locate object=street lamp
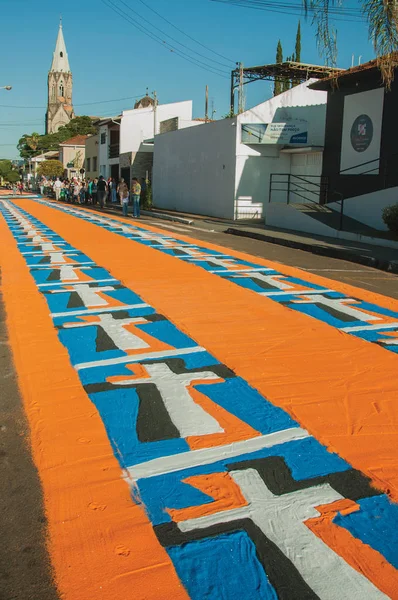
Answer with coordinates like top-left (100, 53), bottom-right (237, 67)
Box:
top-left (0, 86), bottom-right (12, 91)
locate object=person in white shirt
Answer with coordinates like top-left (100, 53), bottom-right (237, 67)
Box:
top-left (54, 178), bottom-right (63, 201)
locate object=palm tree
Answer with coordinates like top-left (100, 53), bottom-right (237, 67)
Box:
top-left (303, 0), bottom-right (398, 86)
top-left (26, 132), bottom-right (41, 154)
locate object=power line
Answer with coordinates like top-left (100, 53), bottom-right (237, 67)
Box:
top-left (0, 93), bottom-right (147, 110)
top-left (116, 0), bottom-right (232, 70)
top-left (100, 0), bottom-right (230, 79)
top-left (135, 0), bottom-right (235, 65)
top-left (211, 0), bottom-right (366, 22)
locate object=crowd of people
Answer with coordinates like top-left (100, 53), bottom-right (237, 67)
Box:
top-left (43, 175), bottom-right (145, 218)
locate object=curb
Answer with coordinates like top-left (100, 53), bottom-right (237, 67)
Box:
top-left (141, 210), bottom-right (194, 225)
top-left (225, 227), bottom-right (398, 274)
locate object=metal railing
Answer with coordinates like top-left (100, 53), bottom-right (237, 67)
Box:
top-left (269, 173), bottom-right (329, 206)
top-left (269, 173), bottom-right (346, 229)
top-left (108, 144), bottom-right (120, 159)
top-left (339, 150), bottom-right (398, 184)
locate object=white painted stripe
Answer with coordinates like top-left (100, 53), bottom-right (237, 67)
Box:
top-left (51, 303), bottom-right (149, 319)
top-left (76, 345), bottom-right (206, 371)
top-left (18, 241), bottom-right (67, 247)
top-left (259, 289), bottom-right (334, 297)
top-left (31, 262), bottom-right (95, 270)
top-left (341, 322), bottom-right (398, 333)
top-left (210, 268), bottom-right (275, 274)
top-left (21, 250), bottom-right (76, 256)
top-left (127, 427), bottom-right (309, 480)
top-left (38, 278), bottom-right (118, 288)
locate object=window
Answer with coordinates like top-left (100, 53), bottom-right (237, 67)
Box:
top-left (86, 158), bottom-right (91, 172)
top-left (59, 82), bottom-right (64, 97)
top-left (100, 132), bottom-right (106, 145)
top-left (93, 157), bottom-right (98, 171)
top-left (60, 52), bottom-right (63, 57)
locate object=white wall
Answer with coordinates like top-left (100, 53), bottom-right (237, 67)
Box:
top-left (120, 101), bottom-right (193, 154)
top-left (153, 119), bottom-right (237, 219)
top-left (266, 202), bottom-right (336, 236)
top-left (237, 80), bottom-right (327, 155)
top-left (235, 150), bottom-right (291, 218)
top-left (328, 186), bottom-right (398, 230)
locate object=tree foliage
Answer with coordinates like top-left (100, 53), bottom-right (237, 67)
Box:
top-left (0, 159), bottom-right (20, 183)
top-left (38, 160), bottom-right (64, 178)
top-left (274, 40), bottom-right (284, 96)
top-left (295, 20), bottom-right (302, 63)
top-left (303, 0), bottom-right (398, 86)
top-left (18, 116), bottom-right (96, 160)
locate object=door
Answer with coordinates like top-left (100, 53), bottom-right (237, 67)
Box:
top-left (111, 164), bottom-right (120, 182)
top-left (121, 167), bottom-right (130, 188)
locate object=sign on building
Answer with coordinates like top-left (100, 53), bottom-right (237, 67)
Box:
top-left (339, 88), bottom-right (384, 175)
top-left (241, 121), bottom-right (308, 145)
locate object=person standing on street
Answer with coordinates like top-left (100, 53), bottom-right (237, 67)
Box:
top-left (131, 177), bottom-right (141, 218)
top-left (54, 177), bottom-right (62, 201)
top-left (110, 178), bottom-right (117, 203)
top-left (97, 175), bottom-right (107, 209)
top-left (92, 178), bottom-right (98, 205)
top-left (118, 178), bottom-right (129, 217)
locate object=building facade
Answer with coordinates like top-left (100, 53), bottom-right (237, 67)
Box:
top-left (46, 21), bottom-right (74, 134)
top-left (95, 100), bottom-right (195, 187)
top-left (85, 134), bottom-right (99, 180)
top-left (311, 59), bottom-right (398, 230)
top-left (153, 82), bottom-right (327, 220)
top-left (59, 135), bottom-right (87, 179)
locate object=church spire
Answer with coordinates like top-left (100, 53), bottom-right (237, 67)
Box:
top-left (50, 19), bottom-right (71, 73)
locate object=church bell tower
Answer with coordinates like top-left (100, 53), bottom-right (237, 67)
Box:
top-left (46, 19), bottom-right (75, 134)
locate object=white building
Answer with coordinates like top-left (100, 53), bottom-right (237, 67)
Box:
top-left (96, 98), bottom-right (197, 185)
top-left (153, 81), bottom-right (327, 220)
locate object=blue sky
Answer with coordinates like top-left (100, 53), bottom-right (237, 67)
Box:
top-left (0, 0), bottom-right (374, 159)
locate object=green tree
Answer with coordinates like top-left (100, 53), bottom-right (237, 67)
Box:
top-left (38, 160), bottom-right (64, 178)
top-left (274, 40), bottom-right (284, 96)
top-left (295, 20), bottom-right (302, 63)
top-left (60, 116), bottom-right (96, 137)
top-left (18, 116), bottom-right (96, 159)
top-left (0, 160), bottom-right (13, 178)
top-left (0, 160), bottom-right (20, 184)
top-left (6, 170), bottom-right (20, 183)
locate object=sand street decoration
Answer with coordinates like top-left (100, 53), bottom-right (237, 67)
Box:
top-left (1, 198), bottom-right (397, 599)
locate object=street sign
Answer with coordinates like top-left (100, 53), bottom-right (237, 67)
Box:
top-left (67, 162), bottom-right (74, 168)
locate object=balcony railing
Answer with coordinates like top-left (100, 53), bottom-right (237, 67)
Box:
top-left (108, 144), bottom-right (120, 159)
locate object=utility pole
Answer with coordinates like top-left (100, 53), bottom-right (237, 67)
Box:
top-left (153, 90), bottom-right (158, 136)
top-left (205, 85), bottom-right (209, 122)
top-left (238, 62), bottom-right (245, 114)
top-left (230, 68), bottom-right (236, 116)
